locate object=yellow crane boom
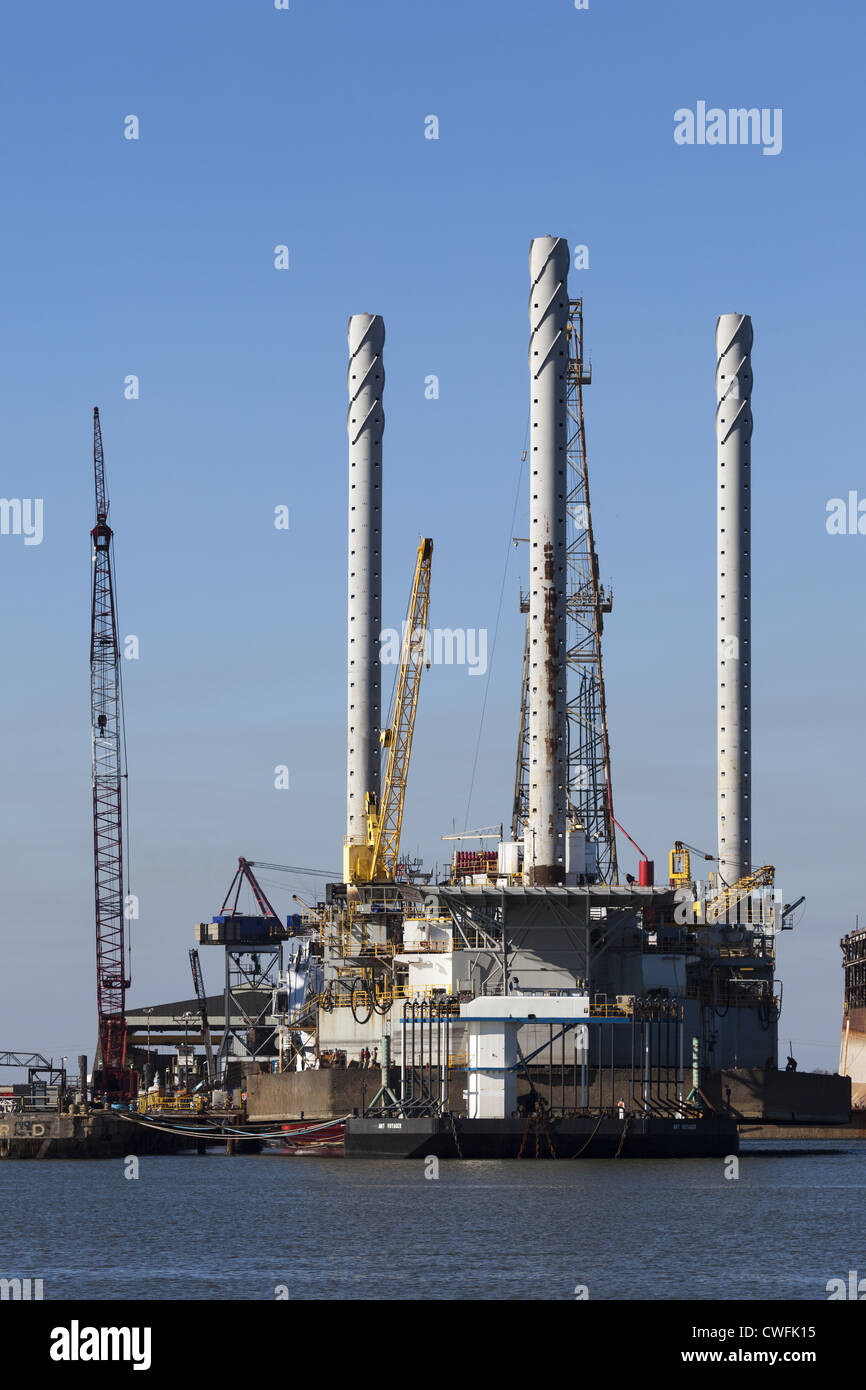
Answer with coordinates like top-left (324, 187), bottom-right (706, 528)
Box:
top-left (351, 538), bottom-right (433, 883)
top-left (706, 865), bottom-right (775, 924)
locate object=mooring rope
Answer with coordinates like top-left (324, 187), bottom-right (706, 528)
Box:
top-left (118, 1112), bottom-right (350, 1142)
top-left (569, 1111), bottom-right (605, 1159)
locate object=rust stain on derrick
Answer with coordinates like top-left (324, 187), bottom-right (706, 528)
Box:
top-left (529, 863), bottom-right (564, 887)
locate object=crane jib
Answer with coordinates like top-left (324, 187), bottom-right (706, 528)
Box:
top-left (89, 408), bottom-right (133, 1099)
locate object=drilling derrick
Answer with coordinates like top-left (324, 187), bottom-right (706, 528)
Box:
top-left (90, 408), bottom-right (132, 1098)
top-left (564, 301), bottom-right (618, 884)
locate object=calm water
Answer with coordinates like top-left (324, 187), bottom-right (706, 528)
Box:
top-left (1, 1140), bottom-right (863, 1300)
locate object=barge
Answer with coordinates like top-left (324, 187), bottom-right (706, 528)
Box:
top-left (344, 1112), bottom-right (739, 1160)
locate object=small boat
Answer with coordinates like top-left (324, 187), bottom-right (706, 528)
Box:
top-left (269, 1117), bottom-right (346, 1156)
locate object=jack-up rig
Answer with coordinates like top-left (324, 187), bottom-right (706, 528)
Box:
top-left (116, 245), bottom-right (849, 1157)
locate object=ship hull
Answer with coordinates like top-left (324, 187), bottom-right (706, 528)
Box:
top-left (840, 1006), bottom-right (866, 1108)
top-left (344, 1113), bottom-right (738, 1159)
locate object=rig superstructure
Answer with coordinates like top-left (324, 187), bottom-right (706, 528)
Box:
top-left (299, 247), bottom-right (783, 1091)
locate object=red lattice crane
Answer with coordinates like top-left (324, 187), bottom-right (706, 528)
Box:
top-left (90, 408), bottom-right (133, 1098)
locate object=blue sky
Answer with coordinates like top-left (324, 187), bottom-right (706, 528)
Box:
top-left (0, 0), bottom-right (862, 1071)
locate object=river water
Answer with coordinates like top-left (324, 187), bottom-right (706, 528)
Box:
top-left (1, 1139), bottom-right (863, 1300)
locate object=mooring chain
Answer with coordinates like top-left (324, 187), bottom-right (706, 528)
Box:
top-left (543, 1110), bottom-right (557, 1158)
top-left (517, 1113), bottom-right (531, 1159)
top-left (614, 1115), bottom-right (629, 1159)
top-left (448, 1109), bottom-right (463, 1159)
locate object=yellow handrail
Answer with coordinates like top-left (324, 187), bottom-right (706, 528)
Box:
top-left (137, 1094), bottom-right (206, 1113)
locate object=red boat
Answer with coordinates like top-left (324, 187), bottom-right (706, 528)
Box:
top-left (271, 1118), bottom-right (346, 1156)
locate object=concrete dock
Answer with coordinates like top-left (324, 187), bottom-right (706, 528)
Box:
top-left (0, 1109), bottom-right (190, 1159)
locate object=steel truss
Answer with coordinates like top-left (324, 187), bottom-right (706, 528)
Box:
top-left (564, 301), bottom-right (618, 883)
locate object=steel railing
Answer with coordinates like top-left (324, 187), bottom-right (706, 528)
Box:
top-left (137, 1094), bottom-right (206, 1114)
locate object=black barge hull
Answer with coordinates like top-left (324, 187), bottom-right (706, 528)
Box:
top-left (344, 1114), bottom-right (738, 1159)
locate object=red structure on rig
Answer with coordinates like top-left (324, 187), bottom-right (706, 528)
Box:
top-left (90, 408), bottom-right (134, 1098)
